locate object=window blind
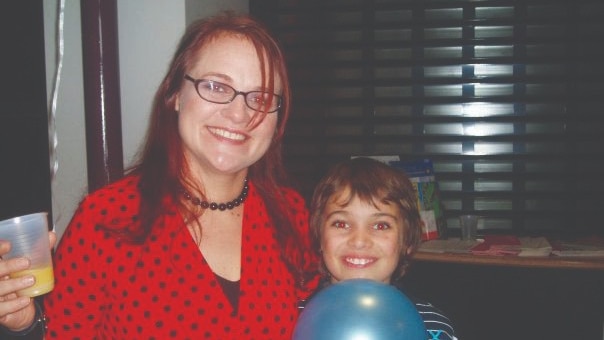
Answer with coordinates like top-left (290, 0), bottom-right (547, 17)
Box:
top-left (251, 0), bottom-right (604, 235)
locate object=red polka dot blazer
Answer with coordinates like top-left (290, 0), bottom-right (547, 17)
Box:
top-left (43, 176), bottom-right (318, 339)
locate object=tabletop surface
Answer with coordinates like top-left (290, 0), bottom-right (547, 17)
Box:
top-left (414, 250), bottom-right (604, 270)
top-left (415, 236), bottom-right (604, 270)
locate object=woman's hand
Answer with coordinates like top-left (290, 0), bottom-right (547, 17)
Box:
top-left (0, 231), bottom-right (56, 332)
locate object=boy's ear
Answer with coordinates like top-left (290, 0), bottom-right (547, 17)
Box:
top-left (404, 246), bottom-right (414, 255)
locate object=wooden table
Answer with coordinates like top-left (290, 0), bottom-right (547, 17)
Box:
top-left (403, 250), bottom-right (604, 340)
top-left (414, 251), bottom-right (604, 270)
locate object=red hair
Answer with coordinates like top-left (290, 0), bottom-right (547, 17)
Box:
top-left (127, 12), bottom-right (313, 287)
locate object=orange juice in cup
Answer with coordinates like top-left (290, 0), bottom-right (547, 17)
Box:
top-left (0, 212), bottom-right (55, 297)
top-left (10, 265), bottom-right (55, 297)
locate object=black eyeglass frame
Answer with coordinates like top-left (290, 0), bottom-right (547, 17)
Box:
top-left (184, 74), bottom-right (282, 113)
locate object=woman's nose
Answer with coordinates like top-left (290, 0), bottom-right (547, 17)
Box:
top-left (220, 95), bottom-right (269, 129)
top-left (221, 95), bottom-right (253, 124)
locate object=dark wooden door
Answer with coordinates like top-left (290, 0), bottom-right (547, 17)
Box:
top-left (0, 0), bottom-right (52, 221)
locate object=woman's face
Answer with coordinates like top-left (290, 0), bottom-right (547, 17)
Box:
top-left (320, 191), bottom-right (405, 284)
top-left (175, 35), bottom-right (280, 177)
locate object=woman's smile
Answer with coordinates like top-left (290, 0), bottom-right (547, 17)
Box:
top-left (207, 126), bottom-right (247, 142)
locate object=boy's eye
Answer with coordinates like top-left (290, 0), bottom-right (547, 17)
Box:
top-left (332, 221), bottom-right (349, 229)
top-left (372, 222), bottom-right (391, 231)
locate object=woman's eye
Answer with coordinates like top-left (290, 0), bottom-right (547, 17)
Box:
top-left (372, 222), bottom-right (391, 231)
top-left (209, 83), bottom-right (226, 92)
top-left (249, 92), bottom-right (269, 104)
top-left (202, 81), bottom-right (227, 93)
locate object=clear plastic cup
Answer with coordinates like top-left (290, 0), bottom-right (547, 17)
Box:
top-left (459, 214), bottom-right (479, 241)
top-left (0, 212), bottom-right (54, 297)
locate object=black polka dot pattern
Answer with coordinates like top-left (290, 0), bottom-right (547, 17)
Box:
top-left (44, 176), bottom-right (318, 339)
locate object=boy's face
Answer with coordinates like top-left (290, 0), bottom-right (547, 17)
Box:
top-left (320, 191), bottom-right (405, 284)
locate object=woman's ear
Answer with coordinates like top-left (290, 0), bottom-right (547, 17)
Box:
top-left (174, 94), bottom-right (181, 112)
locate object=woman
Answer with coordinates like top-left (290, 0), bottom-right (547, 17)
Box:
top-left (0, 12), bottom-right (318, 339)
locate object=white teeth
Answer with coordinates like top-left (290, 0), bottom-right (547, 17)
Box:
top-left (208, 127), bottom-right (245, 141)
top-left (346, 257), bottom-right (373, 265)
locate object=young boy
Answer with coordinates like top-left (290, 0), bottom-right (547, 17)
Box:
top-left (308, 157), bottom-right (457, 340)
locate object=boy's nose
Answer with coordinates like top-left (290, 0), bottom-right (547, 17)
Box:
top-left (348, 228), bottom-right (371, 248)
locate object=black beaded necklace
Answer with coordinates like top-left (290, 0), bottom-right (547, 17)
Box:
top-left (182, 177), bottom-right (249, 211)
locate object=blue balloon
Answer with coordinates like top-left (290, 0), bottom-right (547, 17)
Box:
top-left (293, 279), bottom-right (426, 340)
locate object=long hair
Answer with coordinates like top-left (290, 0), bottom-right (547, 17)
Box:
top-left (126, 12), bottom-right (312, 286)
top-left (309, 157), bottom-right (422, 281)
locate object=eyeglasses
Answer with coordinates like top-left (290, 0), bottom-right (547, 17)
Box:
top-left (184, 75), bottom-right (282, 113)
